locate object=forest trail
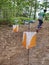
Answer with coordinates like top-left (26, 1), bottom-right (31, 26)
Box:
top-left (0, 21), bottom-right (49, 65)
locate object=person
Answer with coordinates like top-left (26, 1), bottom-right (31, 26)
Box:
top-left (36, 9), bottom-right (47, 32)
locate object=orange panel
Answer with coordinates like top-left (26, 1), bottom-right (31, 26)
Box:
top-left (28, 34), bottom-right (36, 49)
top-left (13, 26), bottom-right (19, 32)
top-left (22, 33), bottom-right (26, 48)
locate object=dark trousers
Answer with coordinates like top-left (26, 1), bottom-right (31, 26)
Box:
top-left (38, 19), bottom-right (43, 28)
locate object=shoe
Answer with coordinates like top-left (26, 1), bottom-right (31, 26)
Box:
top-left (36, 29), bottom-right (39, 33)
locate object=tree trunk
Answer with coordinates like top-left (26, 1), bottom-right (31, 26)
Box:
top-left (29, 5), bottom-right (32, 18)
top-left (34, 0), bottom-right (37, 20)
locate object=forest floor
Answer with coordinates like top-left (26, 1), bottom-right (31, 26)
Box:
top-left (0, 21), bottom-right (49, 65)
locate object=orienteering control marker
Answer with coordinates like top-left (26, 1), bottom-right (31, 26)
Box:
top-left (22, 32), bottom-right (36, 49)
top-left (13, 25), bottom-right (19, 32)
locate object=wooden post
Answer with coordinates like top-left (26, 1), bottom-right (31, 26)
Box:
top-left (28, 49), bottom-right (29, 65)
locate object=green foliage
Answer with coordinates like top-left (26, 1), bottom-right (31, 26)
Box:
top-left (46, 13), bottom-right (49, 20)
top-left (40, 0), bottom-right (49, 10)
top-left (9, 17), bottom-right (32, 25)
top-left (0, 18), bottom-right (9, 25)
top-left (0, 17), bottom-right (32, 25)
top-left (0, 0), bottom-right (39, 20)
top-left (0, 0), bottom-right (49, 25)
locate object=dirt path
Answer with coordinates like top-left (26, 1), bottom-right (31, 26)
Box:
top-left (0, 21), bottom-right (49, 65)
